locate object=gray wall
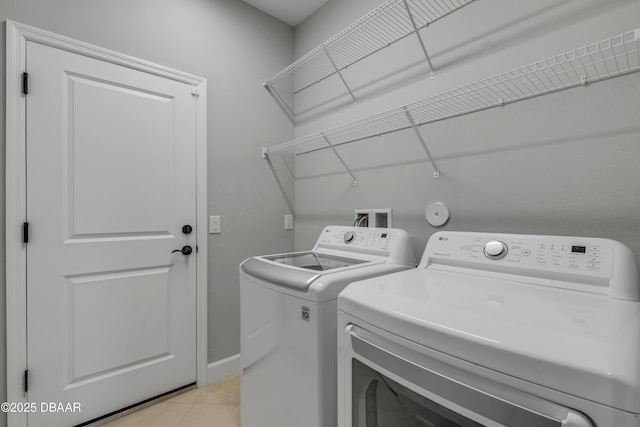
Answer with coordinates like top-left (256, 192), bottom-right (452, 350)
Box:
top-left (0, 0), bottom-right (294, 423)
top-left (3, 0), bottom-right (640, 423)
top-left (291, 0), bottom-right (640, 265)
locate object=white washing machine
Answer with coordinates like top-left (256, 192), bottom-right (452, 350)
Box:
top-left (240, 225), bottom-right (416, 427)
top-left (338, 231), bottom-right (640, 427)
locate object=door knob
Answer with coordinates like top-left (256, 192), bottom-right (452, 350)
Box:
top-left (172, 245), bottom-right (193, 256)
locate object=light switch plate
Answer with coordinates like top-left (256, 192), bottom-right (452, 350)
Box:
top-left (209, 215), bottom-right (221, 234)
top-left (284, 214), bottom-right (293, 230)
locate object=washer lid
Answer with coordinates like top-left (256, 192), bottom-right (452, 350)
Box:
top-left (263, 251), bottom-right (369, 271)
top-left (241, 252), bottom-right (376, 292)
top-left (338, 267), bottom-right (640, 413)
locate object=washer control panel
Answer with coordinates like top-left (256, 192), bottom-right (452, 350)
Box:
top-left (313, 226), bottom-right (416, 266)
top-left (318, 228), bottom-right (392, 251)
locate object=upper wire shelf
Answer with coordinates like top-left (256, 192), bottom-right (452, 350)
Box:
top-left (263, 0), bottom-right (477, 110)
top-left (264, 29), bottom-right (640, 183)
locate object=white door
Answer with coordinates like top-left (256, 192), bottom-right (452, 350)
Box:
top-left (25, 41), bottom-right (197, 426)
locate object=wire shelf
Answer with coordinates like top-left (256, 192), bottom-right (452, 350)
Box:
top-left (264, 29), bottom-right (640, 181)
top-left (264, 0), bottom-right (477, 95)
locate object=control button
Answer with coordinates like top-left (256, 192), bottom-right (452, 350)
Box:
top-left (522, 249), bottom-right (531, 256)
top-left (343, 231), bottom-right (356, 244)
top-left (484, 240), bottom-right (508, 260)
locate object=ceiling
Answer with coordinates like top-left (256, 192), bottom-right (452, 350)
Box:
top-left (241, 0), bottom-right (329, 26)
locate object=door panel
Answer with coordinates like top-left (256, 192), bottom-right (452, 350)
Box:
top-left (69, 267), bottom-right (171, 379)
top-left (69, 74), bottom-right (174, 236)
top-left (26, 41), bottom-right (197, 426)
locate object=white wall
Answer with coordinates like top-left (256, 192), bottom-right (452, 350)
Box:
top-left (291, 0), bottom-right (640, 265)
top-left (0, 0), bottom-right (294, 423)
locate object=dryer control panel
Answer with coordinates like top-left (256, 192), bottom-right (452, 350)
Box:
top-left (422, 231), bottom-right (640, 301)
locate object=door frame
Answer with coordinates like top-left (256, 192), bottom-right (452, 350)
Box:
top-left (5, 20), bottom-right (208, 426)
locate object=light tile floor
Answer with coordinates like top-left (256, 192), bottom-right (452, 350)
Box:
top-left (101, 375), bottom-right (240, 427)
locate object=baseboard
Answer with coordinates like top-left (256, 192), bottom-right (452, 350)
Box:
top-left (207, 354), bottom-right (241, 385)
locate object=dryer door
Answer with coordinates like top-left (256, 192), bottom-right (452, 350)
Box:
top-left (344, 326), bottom-right (593, 427)
top-left (352, 359), bottom-right (484, 427)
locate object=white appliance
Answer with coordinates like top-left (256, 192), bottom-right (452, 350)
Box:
top-left (240, 225), bottom-right (416, 427)
top-left (338, 231), bottom-right (640, 427)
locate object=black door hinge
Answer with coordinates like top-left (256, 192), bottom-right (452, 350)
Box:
top-left (23, 369), bottom-right (29, 394)
top-left (23, 222), bottom-right (29, 244)
top-left (22, 72), bottom-right (29, 95)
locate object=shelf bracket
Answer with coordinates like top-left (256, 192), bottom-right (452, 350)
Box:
top-left (323, 46), bottom-right (358, 104)
top-left (403, 107), bottom-right (440, 178)
top-left (402, 0), bottom-right (436, 79)
top-left (262, 81), bottom-right (295, 125)
top-left (322, 133), bottom-right (358, 185)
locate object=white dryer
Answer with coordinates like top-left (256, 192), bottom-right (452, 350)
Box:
top-left (338, 231), bottom-right (640, 426)
top-left (240, 225), bottom-right (415, 427)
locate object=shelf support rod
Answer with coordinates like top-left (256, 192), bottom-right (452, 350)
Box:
top-left (262, 148), bottom-right (295, 214)
top-left (322, 133), bottom-right (358, 185)
top-left (403, 107), bottom-right (440, 178)
top-left (402, 0), bottom-right (435, 79)
top-left (323, 46), bottom-right (358, 104)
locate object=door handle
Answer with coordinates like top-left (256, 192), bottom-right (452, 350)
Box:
top-left (172, 245), bottom-right (193, 256)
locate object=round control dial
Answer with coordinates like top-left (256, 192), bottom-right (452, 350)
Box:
top-left (484, 240), bottom-right (508, 260)
top-left (343, 231), bottom-right (356, 244)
